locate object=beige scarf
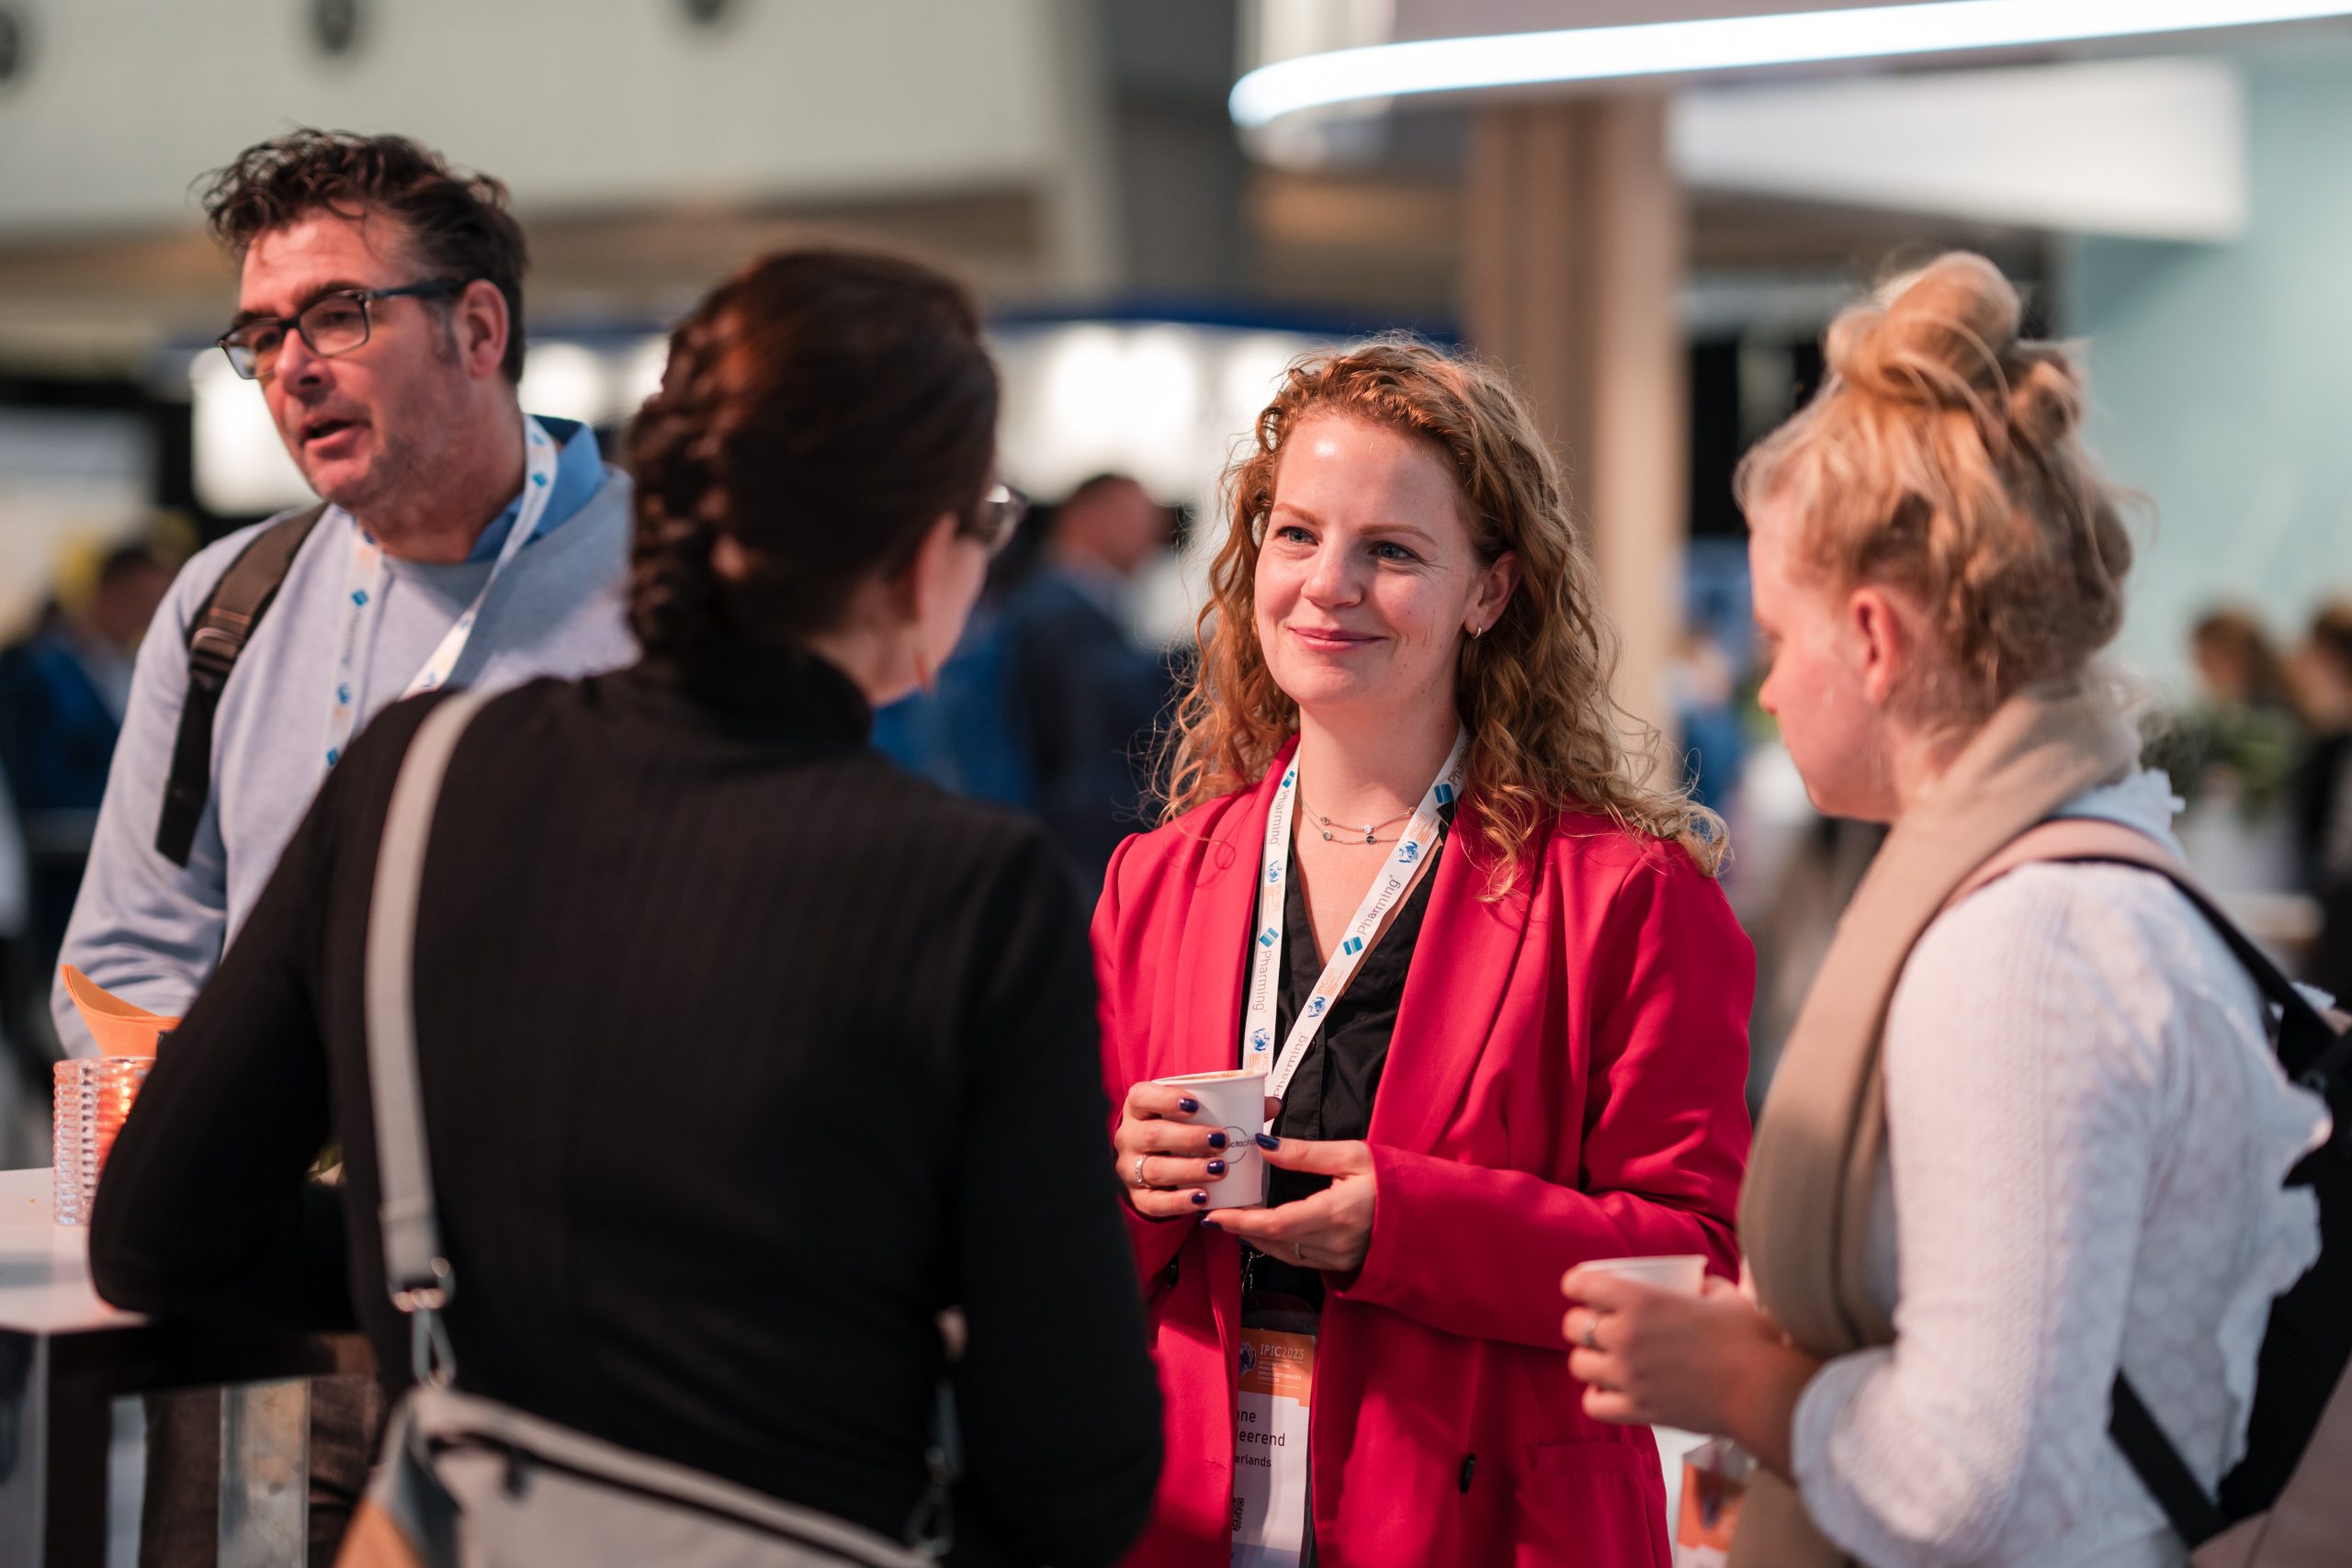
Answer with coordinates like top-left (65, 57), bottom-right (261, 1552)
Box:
top-left (1730, 685), bottom-right (2143, 1567)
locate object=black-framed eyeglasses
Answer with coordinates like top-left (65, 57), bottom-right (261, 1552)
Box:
top-left (970, 481), bottom-right (1029, 558)
top-left (215, 279), bottom-right (468, 380)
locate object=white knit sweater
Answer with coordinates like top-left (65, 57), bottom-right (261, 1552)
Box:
top-left (1789, 772), bottom-right (2330, 1568)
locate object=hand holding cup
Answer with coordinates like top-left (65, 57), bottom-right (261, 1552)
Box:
top-left (1111, 1070), bottom-right (1272, 1217)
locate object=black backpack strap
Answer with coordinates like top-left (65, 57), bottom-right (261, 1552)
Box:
top-left (2112, 1375), bottom-right (2232, 1547)
top-left (154, 503), bottom-right (328, 866)
top-left (2021, 836), bottom-right (2349, 1546)
top-left (2120, 869), bottom-right (2337, 1079)
top-left (1984, 822), bottom-right (2333, 1081)
top-left (2031, 837), bottom-right (2345, 1084)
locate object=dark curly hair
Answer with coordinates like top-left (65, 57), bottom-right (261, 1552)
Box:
top-left (198, 130), bottom-right (529, 382)
top-left (627, 248), bottom-right (999, 662)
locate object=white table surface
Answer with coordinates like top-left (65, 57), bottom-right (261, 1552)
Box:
top-left (0, 1168), bottom-right (334, 1567)
top-left (0, 1167), bottom-right (141, 1336)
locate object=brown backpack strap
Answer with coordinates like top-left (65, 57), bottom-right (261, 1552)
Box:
top-left (1952, 817), bottom-right (2348, 1061)
top-left (1949, 817), bottom-right (2188, 908)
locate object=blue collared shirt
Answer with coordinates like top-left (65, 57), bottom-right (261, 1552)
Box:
top-left (468, 415), bottom-right (607, 562)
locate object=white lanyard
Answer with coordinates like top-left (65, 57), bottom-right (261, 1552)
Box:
top-left (1242, 729), bottom-right (1466, 1105)
top-left (322, 417), bottom-right (560, 769)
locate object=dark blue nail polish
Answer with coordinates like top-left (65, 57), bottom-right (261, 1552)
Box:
top-left (1207, 1159), bottom-right (1227, 1177)
top-left (1207, 1132), bottom-right (1228, 1150)
top-left (1254, 1133), bottom-right (1283, 1150)
top-left (1179, 1097), bottom-right (1200, 1114)
top-left (1200, 1216), bottom-right (1220, 1230)
top-left (1192, 1190), bottom-right (1208, 1206)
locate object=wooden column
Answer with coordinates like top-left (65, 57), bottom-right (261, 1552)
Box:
top-left (1465, 94), bottom-right (1687, 751)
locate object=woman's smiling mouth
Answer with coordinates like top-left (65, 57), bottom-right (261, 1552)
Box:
top-left (1289, 625), bottom-right (1381, 651)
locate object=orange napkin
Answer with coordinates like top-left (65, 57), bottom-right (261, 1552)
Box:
top-left (59, 966), bottom-right (177, 1058)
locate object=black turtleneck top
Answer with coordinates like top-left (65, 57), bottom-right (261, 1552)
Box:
top-left (89, 648), bottom-right (1163, 1568)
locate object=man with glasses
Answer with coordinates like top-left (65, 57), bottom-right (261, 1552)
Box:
top-left (54, 129), bottom-right (634, 1566)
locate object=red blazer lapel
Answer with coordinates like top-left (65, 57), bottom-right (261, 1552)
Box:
top-left (1369, 820), bottom-right (1539, 1157)
top-left (1164, 740), bottom-right (1295, 1077)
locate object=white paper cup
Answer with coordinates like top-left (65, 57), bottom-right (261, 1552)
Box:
top-left (1156, 1068), bottom-right (1270, 1211)
top-left (1577, 1254), bottom-right (1707, 1295)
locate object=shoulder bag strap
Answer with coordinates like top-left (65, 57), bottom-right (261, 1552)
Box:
top-left (156, 503), bottom-right (328, 866)
top-left (360, 686), bottom-right (959, 1553)
top-left (365, 688), bottom-right (495, 1385)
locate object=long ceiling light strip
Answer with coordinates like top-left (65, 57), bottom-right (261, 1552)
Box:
top-left (1229, 0), bottom-right (2352, 126)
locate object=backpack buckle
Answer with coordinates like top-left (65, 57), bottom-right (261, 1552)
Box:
top-left (187, 623), bottom-right (248, 686)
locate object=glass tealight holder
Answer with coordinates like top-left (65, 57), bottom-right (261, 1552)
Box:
top-left (53, 1056), bottom-right (153, 1226)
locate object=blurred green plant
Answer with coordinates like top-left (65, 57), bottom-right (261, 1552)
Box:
top-left (2142, 702), bottom-right (2304, 825)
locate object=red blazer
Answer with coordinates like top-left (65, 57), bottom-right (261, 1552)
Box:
top-left (1092, 746), bottom-right (1753, 1568)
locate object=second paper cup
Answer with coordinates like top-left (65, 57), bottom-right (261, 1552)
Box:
top-left (1578, 1253), bottom-right (1708, 1295)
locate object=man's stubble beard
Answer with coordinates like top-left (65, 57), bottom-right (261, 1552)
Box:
top-left (303, 418), bottom-right (428, 524)
top-left (312, 318), bottom-right (469, 524)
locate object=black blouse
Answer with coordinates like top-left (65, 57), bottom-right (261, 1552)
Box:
top-left (1248, 814), bottom-right (1447, 1309)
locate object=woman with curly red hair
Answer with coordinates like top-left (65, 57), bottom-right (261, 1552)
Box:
top-left (1093, 338), bottom-right (1754, 1565)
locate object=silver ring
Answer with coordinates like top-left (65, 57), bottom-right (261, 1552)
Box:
top-left (1133, 1156), bottom-right (1149, 1190)
top-left (1293, 1242), bottom-right (1306, 1263)
top-left (1578, 1320), bottom-right (1598, 1351)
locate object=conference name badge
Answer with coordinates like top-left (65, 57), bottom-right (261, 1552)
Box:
top-left (1231, 1325), bottom-right (1315, 1568)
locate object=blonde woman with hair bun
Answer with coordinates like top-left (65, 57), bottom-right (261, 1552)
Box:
top-left (1561, 254), bottom-right (2328, 1568)
top-left (1093, 337), bottom-right (1754, 1566)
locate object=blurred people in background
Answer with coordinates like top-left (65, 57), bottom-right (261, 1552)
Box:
top-left (2292, 602), bottom-right (2352, 996)
top-left (866, 588), bottom-right (1038, 808)
top-left (0, 769), bottom-right (26, 1118)
top-left (2193, 607), bottom-right (2301, 715)
top-left (0, 541), bottom-right (170, 1057)
top-left (91, 246), bottom-right (1161, 1568)
top-left (1566, 254), bottom-right (2326, 1568)
top-left (1098, 340), bottom-right (1750, 1566)
top-left (2147, 605), bottom-right (2307, 894)
top-left (65, 130), bottom-right (635, 1567)
top-left (1670, 617), bottom-right (1748, 818)
top-left (999, 471), bottom-right (1179, 885)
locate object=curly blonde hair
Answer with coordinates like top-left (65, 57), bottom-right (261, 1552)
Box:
top-left (1162, 337), bottom-right (1725, 886)
top-left (1735, 252), bottom-right (2135, 728)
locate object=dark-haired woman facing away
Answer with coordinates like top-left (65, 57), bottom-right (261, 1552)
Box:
top-left (88, 250), bottom-right (1163, 1565)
